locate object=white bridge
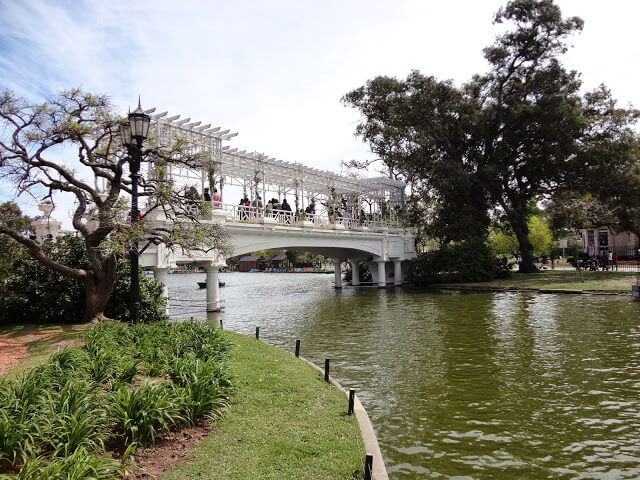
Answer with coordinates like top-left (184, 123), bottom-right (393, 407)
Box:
top-left (135, 107), bottom-right (417, 312)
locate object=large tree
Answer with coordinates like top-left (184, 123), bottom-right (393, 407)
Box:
top-left (344, 0), bottom-right (639, 272)
top-left (0, 89), bottom-right (228, 322)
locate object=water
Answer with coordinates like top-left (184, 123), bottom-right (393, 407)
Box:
top-left (166, 272), bottom-right (640, 479)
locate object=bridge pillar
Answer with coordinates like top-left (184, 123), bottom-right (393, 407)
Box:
top-left (150, 267), bottom-right (170, 314)
top-left (333, 260), bottom-right (343, 289)
top-left (393, 259), bottom-right (403, 286)
top-left (349, 260), bottom-right (360, 286)
top-left (376, 260), bottom-right (387, 288)
top-left (205, 265), bottom-right (221, 312)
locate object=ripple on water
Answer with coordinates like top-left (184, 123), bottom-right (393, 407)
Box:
top-left (167, 273), bottom-right (640, 479)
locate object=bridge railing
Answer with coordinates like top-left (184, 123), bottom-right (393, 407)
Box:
top-left (211, 203), bottom-right (403, 230)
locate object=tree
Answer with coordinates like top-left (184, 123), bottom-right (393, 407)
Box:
top-left (0, 89), bottom-right (229, 322)
top-left (489, 215), bottom-right (552, 257)
top-left (0, 233), bottom-right (166, 325)
top-left (344, 0), bottom-right (640, 272)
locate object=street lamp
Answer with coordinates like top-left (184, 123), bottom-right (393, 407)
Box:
top-left (120, 99), bottom-right (151, 324)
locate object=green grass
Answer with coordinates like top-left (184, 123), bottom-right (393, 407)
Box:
top-left (437, 270), bottom-right (638, 292)
top-left (163, 331), bottom-right (364, 480)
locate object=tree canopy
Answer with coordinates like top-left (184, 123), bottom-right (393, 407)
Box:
top-left (343, 0), bottom-right (640, 272)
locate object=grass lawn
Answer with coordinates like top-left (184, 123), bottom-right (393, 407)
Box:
top-left (438, 270), bottom-right (638, 292)
top-left (0, 323), bottom-right (89, 379)
top-left (163, 330), bottom-right (364, 480)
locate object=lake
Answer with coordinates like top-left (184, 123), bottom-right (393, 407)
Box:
top-left (166, 272), bottom-right (640, 479)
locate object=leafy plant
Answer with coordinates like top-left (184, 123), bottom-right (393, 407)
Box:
top-left (169, 356), bottom-right (231, 425)
top-left (110, 382), bottom-right (182, 447)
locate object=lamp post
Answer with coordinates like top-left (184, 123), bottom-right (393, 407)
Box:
top-left (121, 100), bottom-right (151, 325)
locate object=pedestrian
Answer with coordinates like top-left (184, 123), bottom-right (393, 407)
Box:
top-left (212, 187), bottom-right (221, 208)
top-left (281, 198), bottom-right (292, 224)
top-left (203, 187), bottom-right (211, 202)
top-left (612, 252), bottom-right (618, 271)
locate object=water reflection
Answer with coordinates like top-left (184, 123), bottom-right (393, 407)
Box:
top-left (166, 273), bottom-right (640, 479)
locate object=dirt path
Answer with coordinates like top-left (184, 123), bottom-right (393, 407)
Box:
top-left (0, 334), bottom-right (30, 377)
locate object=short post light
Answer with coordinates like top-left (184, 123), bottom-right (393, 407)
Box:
top-left (120, 99), bottom-right (150, 325)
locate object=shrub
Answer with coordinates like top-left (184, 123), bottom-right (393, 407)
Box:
top-left (0, 234), bottom-right (166, 325)
top-left (110, 382), bottom-right (182, 447)
top-left (407, 237), bottom-right (505, 285)
top-left (14, 446), bottom-right (121, 480)
top-left (169, 355), bottom-right (231, 425)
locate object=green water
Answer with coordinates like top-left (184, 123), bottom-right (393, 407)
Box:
top-left (169, 273), bottom-right (640, 479)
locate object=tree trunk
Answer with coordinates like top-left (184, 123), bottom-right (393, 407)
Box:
top-left (512, 220), bottom-right (538, 273)
top-left (82, 261), bottom-right (117, 323)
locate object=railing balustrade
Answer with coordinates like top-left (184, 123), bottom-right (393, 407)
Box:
top-left (204, 202), bottom-right (403, 231)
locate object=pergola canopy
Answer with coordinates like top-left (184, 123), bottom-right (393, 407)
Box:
top-left (144, 107), bottom-right (405, 206)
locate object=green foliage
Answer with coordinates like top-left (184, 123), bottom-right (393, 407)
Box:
top-left (110, 382), bottom-right (181, 446)
top-left (0, 320), bottom-right (232, 475)
top-left (407, 238), bottom-right (508, 285)
top-left (169, 355), bottom-right (231, 426)
top-left (0, 234), bottom-right (166, 325)
top-left (489, 216), bottom-right (553, 257)
top-left (343, 262), bottom-right (373, 283)
top-left (344, 0), bottom-right (639, 272)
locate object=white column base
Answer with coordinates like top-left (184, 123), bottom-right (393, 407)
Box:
top-left (349, 260), bottom-right (360, 286)
top-left (393, 260), bottom-right (403, 286)
top-left (333, 260), bottom-right (343, 289)
top-left (150, 267), bottom-right (170, 315)
top-left (206, 266), bottom-right (221, 312)
top-left (377, 261), bottom-right (386, 288)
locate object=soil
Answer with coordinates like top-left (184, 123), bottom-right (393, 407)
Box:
top-left (0, 334), bottom-right (29, 377)
top-left (0, 325), bottom-right (90, 377)
top-left (123, 423), bottom-right (211, 479)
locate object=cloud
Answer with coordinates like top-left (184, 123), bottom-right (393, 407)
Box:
top-left (1, 0), bottom-right (638, 226)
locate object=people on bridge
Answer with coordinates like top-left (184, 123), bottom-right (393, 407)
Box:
top-left (252, 195), bottom-right (263, 209)
top-left (213, 187), bottom-right (221, 208)
top-left (203, 187), bottom-right (211, 202)
top-left (281, 198), bottom-right (292, 224)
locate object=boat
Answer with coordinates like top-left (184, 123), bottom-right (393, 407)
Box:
top-left (197, 280), bottom-right (225, 289)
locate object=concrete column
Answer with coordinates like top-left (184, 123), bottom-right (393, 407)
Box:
top-left (376, 260), bottom-right (386, 288)
top-left (393, 260), bottom-right (403, 286)
top-left (150, 267), bottom-right (170, 314)
top-left (333, 260), bottom-right (343, 289)
top-left (349, 260), bottom-right (360, 286)
top-left (206, 266), bottom-right (221, 312)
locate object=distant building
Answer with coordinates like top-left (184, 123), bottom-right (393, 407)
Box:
top-left (269, 253), bottom-right (288, 268)
top-left (579, 227), bottom-right (638, 257)
top-left (238, 255), bottom-right (264, 272)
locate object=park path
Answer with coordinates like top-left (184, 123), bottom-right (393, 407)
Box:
top-left (0, 333), bottom-right (29, 377)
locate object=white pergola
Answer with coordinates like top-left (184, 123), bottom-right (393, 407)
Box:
top-left (144, 108), bottom-right (406, 216)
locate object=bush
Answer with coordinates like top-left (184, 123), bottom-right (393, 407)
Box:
top-left (0, 234), bottom-right (166, 325)
top-left (0, 320), bottom-right (232, 475)
top-left (407, 237), bottom-right (509, 285)
top-left (110, 382), bottom-right (182, 447)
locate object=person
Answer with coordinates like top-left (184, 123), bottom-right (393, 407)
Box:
top-left (612, 252), bottom-right (618, 271)
top-left (272, 198), bottom-right (281, 210)
top-left (203, 187), bottom-right (211, 202)
top-left (239, 197), bottom-right (247, 220)
top-left (281, 198), bottom-right (292, 224)
top-left (212, 187), bottom-right (221, 208)
top-left (265, 199), bottom-right (273, 216)
top-left (252, 195), bottom-right (263, 209)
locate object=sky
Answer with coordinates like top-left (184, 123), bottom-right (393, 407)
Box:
top-left (1, 0), bottom-right (639, 223)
